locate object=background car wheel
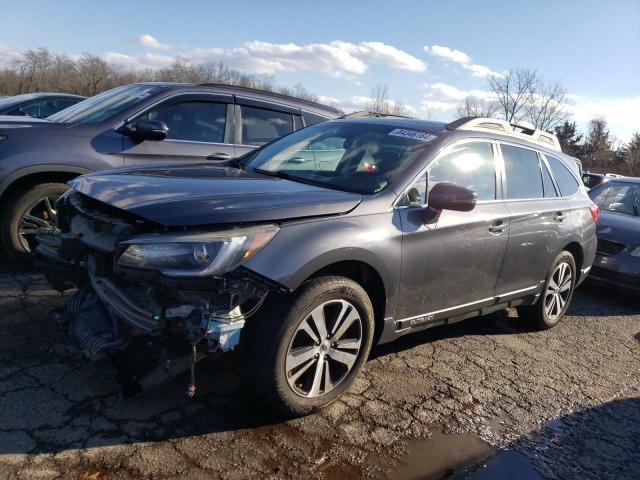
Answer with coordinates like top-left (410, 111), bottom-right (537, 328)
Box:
top-left (242, 276), bottom-right (375, 417)
top-left (517, 250), bottom-right (576, 330)
top-left (1, 182), bottom-right (67, 262)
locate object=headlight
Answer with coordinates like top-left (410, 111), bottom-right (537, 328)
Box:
top-left (630, 246), bottom-right (640, 257)
top-left (117, 224), bottom-right (279, 277)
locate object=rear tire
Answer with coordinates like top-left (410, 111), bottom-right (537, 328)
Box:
top-left (242, 276), bottom-right (375, 417)
top-left (518, 251), bottom-right (576, 330)
top-left (1, 182), bottom-right (68, 262)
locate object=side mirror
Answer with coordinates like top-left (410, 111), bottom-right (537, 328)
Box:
top-left (131, 119), bottom-right (169, 141)
top-left (428, 182), bottom-right (477, 212)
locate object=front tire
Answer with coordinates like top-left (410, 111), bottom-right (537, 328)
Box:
top-left (242, 276), bottom-right (375, 416)
top-left (1, 182), bottom-right (68, 262)
top-left (518, 251), bottom-right (576, 329)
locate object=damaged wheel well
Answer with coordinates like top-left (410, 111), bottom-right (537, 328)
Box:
top-left (309, 261), bottom-right (386, 340)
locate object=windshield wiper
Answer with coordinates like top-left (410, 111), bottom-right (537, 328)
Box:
top-left (253, 168), bottom-right (293, 180)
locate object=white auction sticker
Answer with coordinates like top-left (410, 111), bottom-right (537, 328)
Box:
top-left (388, 129), bottom-right (437, 142)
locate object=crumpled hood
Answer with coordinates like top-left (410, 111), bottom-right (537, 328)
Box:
top-left (70, 165), bottom-right (363, 226)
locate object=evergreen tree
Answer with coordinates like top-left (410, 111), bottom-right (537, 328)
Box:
top-left (583, 119), bottom-right (611, 171)
top-left (554, 121), bottom-right (583, 156)
top-left (622, 133), bottom-right (640, 176)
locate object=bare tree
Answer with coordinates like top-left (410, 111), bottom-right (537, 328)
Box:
top-left (526, 80), bottom-right (572, 130)
top-left (77, 54), bottom-right (111, 96)
top-left (366, 83), bottom-right (409, 115)
top-left (456, 95), bottom-right (499, 118)
top-left (488, 68), bottom-right (539, 123)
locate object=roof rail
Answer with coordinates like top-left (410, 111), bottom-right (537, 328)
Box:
top-left (196, 82), bottom-right (341, 114)
top-left (339, 110), bottom-right (415, 120)
top-left (445, 117), bottom-right (562, 152)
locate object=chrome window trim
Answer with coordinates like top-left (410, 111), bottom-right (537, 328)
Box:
top-left (161, 139), bottom-right (232, 147)
top-left (112, 92), bottom-right (232, 130)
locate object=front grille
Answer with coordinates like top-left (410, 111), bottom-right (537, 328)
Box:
top-left (596, 239), bottom-right (626, 256)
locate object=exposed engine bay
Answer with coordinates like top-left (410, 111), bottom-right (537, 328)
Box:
top-left (37, 189), bottom-right (281, 397)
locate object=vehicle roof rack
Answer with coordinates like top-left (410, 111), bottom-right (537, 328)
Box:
top-left (339, 110), bottom-right (415, 120)
top-left (196, 83), bottom-right (341, 114)
top-left (446, 117), bottom-right (562, 152)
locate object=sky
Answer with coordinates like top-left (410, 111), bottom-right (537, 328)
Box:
top-left (0, 0), bottom-right (639, 141)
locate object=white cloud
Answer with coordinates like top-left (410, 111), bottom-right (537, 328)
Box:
top-left (424, 45), bottom-right (470, 64)
top-left (420, 82), bottom-right (496, 115)
top-left (424, 44), bottom-right (503, 78)
top-left (0, 43), bottom-right (21, 67)
top-left (189, 40), bottom-right (425, 78)
top-left (571, 95), bottom-right (640, 142)
top-left (138, 34), bottom-right (171, 51)
top-left (102, 51), bottom-right (174, 70)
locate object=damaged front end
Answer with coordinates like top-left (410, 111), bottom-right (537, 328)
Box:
top-left (37, 189), bottom-right (281, 396)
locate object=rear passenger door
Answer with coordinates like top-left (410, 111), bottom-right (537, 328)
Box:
top-left (123, 94), bottom-right (235, 166)
top-left (495, 143), bottom-right (571, 298)
top-left (233, 98), bottom-right (297, 157)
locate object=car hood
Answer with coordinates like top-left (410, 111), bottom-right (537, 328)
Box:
top-left (596, 210), bottom-right (640, 246)
top-left (69, 165), bottom-right (363, 226)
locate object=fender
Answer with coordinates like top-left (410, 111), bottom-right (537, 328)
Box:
top-left (0, 164), bottom-right (92, 198)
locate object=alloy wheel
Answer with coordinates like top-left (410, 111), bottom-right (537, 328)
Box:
top-left (285, 299), bottom-right (363, 398)
top-left (18, 195), bottom-right (59, 252)
top-left (544, 261), bottom-right (573, 320)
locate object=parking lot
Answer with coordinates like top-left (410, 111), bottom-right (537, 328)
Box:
top-left (0, 259), bottom-right (638, 480)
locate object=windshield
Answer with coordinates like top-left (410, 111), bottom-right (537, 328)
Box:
top-left (589, 182), bottom-right (640, 216)
top-left (242, 122), bottom-right (436, 194)
top-left (47, 84), bottom-right (162, 124)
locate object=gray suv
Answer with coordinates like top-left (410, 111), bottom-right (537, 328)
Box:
top-left (0, 82), bottom-right (339, 260)
top-left (38, 116), bottom-right (598, 416)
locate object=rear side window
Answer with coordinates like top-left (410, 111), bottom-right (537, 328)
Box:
top-left (546, 156), bottom-right (581, 196)
top-left (502, 145), bottom-right (543, 199)
top-left (241, 106), bottom-right (293, 145)
top-left (428, 141), bottom-right (496, 201)
top-left (302, 111), bottom-right (330, 126)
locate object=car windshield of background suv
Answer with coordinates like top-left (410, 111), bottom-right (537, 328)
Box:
top-left (243, 122), bottom-right (436, 195)
top-left (47, 84), bottom-right (162, 124)
top-left (590, 182), bottom-right (640, 216)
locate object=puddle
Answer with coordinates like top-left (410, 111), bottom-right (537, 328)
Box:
top-left (468, 449), bottom-right (542, 480)
top-left (391, 428), bottom-right (495, 480)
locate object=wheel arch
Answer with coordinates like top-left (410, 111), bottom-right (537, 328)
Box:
top-left (0, 165), bottom-right (90, 202)
top-left (562, 241), bottom-right (584, 274)
top-left (298, 259), bottom-right (388, 344)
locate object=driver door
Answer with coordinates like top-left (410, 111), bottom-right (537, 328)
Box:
top-left (123, 95), bottom-right (235, 165)
top-left (395, 139), bottom-right (510, 321)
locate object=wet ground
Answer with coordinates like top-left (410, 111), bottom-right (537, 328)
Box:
top-left (0, 260), bottom-right (639, 480)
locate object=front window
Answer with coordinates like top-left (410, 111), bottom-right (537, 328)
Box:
top-left (143, 101), bottom-right (226, 143)
top-left (47, 84), bottom-right (162, 124)
top-left (242, 122), bottom-right (436, 194)
top-left (589, 182), bottom-right (640, 216)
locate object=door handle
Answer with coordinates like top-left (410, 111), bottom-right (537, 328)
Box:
top-left (206, 152), bottom-right (232, 161)
top-left (489, 221), bottom-right (508, 234)
top-left (554, 212), bottom-right (567, 222)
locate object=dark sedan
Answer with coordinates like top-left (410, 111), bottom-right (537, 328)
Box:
top-left (0, 93), bottom-right (85, 118)
top-left (588, 177), bottom-right (640, 293)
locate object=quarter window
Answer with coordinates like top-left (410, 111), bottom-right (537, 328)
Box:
top-left (302, 111), bottom-right (329, 126)
top-left (546, 155), bottom-right (580, 196)
top-left (427, 141), bottom-right (496, 202)
top-left (502, 145), bottom-right (544, 199)
top-left (146, 101), bottom-right (226, 143)
top-left (241, 106), bottom-right (293, 145)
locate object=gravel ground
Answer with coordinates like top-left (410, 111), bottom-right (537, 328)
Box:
top-left (0, 261), bottom-right (638, 480)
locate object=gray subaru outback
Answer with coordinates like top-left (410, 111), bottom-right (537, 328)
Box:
top-left (38, 116), bottom-right (598, 416)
